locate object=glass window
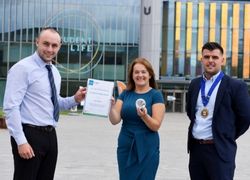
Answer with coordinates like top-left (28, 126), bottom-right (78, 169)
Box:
top-left (9, 43), bottom-right (21, 63)
top-left (190, 53), bottom-right (197, 77)
top-left (0, 0), bottom-right (3, 36)
top-left (197, 2), bottom-right (205, 59)
top-left (209, 3), bottom-right (216, 42)
top-left (0, 42), bottom-right (7, 78)
top-left (167, 53), bottom-right (174, 76)
top-left (20, 43), bottom-right (33, 59)
top-left (178, 51), bottom-right (185, 76)
top-left (215, 4), bottom-right (221, 43)
top-left (0, 79), bottom-right (6, 107)
top-left (0, 0), bottom-right (141, 105)
top-left (203, 3), bottom-right (210, 42)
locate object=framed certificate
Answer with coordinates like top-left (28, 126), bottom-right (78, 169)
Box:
top-left (83, 78), bottom-right (114, 117)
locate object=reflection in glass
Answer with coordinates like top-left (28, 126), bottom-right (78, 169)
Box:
top-left (209, 3), bottom-right (216, 42)
top-left (185, 2), bottom-right (192, 75)
top-left (221, 3), bottom-right (228, 63)
top-left (232, 4), bottom-right (239, 77)
top-left (174, 2), bottom-right (181, 75)
top-left (243, 4), bottom-right (250, 78)
top-left (0, 0), bottom-right (140, 100)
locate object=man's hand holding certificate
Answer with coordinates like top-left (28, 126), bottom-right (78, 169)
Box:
top-left (83, 78), bottom-right (114, 117)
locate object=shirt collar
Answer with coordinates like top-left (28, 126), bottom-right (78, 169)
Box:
top-left (33, 51), bottom-right (52, 68)
top-left (202, 71), bottom-right (221, 82)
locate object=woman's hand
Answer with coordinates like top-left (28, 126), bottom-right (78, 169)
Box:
top-left (109, 98), bottom-right (123, 125)
top-left (137, 107), bottom-right (148, 118)
top-left (110, 96), bottom-right (116, 107)
top-left (138, 103), bottom-right (165, 131)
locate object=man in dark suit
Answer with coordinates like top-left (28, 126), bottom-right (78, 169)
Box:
top-left (186, 42), bottom-right (250, 180)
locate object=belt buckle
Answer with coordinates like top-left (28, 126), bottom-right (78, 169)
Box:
top-left (192, 138), bottom-right (214, 145)
top-left (44, 126), bottom-right (54, 132)
top-left (199, 139), bottom-right (213, 144)
top-left (199, 140), bottom-right (206, 144)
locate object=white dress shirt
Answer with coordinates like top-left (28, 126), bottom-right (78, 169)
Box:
top-left (3, 52), bottom-right (78, 145)
top-left (192, 71), bottom-right (222, 140)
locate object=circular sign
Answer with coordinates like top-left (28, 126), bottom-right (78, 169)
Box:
top-left (44, 8), bottom-right (103, 75)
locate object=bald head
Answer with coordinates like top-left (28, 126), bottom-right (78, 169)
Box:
top-left (38, 27), bottom-right (61, 42)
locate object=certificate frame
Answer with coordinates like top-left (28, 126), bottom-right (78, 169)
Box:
top-left (82, 78), bottom-right (114, 117)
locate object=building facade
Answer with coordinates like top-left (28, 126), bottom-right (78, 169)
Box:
top-left (161, 0), bottom-right (250, 79)
top-left (0, 0), bottom-right (250, 109)
top-left (0, 0), bottom-right (140, 106)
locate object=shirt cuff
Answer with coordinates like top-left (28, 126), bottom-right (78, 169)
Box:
top-left (70, 96), bottom-right (78, 105)
top-left (14, 133), bottom-right (28, 146)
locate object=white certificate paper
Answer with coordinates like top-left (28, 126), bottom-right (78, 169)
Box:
top-left (83, 78), bottom-right (114, 117)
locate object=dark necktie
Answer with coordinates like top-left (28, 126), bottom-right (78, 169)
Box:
top-left (46, 65), bottom-right (59, 122)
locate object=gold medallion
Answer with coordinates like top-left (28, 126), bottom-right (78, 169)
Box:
top-left (201, 108), bottom-right (209, 118)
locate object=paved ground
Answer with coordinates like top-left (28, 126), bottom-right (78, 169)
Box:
top-left (1, 113), bottom-right (250, 180)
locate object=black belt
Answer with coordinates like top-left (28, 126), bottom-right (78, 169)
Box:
top-left (192, 138), bottom-right (214, 145)
top-left (23, 124), bottom-right (55, 132)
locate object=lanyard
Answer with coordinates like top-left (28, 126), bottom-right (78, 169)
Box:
top-left (200, 71), bottom-right (224, 107)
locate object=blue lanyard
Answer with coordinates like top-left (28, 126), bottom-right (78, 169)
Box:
top-left (200, 72), bottom-right (224, 107)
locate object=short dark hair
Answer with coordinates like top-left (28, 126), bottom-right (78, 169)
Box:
top-left (202, 42), bottom-right (224, 54)
top-left (39, 27), bottom-right (61, 37)
top-left (38, 27), bottom-right (62, 43)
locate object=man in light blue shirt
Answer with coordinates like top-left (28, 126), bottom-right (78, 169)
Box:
top-left (3, 27), bottom-right (86, 180)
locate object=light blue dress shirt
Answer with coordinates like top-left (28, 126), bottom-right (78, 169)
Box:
top-left (3, 52), bottom-right (78, 145)
top-left (192, 71), bottom-right (222, 140)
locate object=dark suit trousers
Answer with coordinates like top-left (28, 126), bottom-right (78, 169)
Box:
top-left (189, 143), bottom-right (235, 180)
top-left (11, 125), bottom-right (58, 180)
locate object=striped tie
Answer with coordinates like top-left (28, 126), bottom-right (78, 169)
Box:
top-left (46, 65), bottom-right (59, 122)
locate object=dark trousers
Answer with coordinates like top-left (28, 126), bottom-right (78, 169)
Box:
top-left (189, 143), bottom-right (235, 180)
top-left (11, 124), bottom-right (58, 180)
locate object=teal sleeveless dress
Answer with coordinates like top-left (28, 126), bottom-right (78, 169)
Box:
top-left (117, 89), bottom-right (164, 180)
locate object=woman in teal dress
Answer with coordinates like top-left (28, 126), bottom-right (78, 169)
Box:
top-left (109, 58), bottom-right (165, 180)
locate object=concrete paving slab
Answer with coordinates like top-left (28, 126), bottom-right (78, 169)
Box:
top-left (0, 113), bottom-right (250, 180)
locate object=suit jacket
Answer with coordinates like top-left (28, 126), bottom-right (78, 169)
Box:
top-left (186, 74), bottom-right (250, 162)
